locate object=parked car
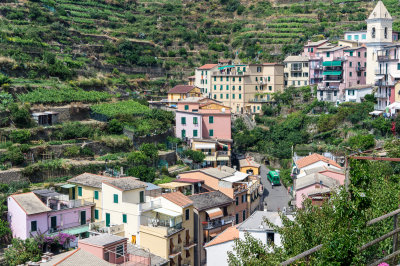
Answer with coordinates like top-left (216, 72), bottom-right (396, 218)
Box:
top-left (267, 171), bottom-right (280, 186)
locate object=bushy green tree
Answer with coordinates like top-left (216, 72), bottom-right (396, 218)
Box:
top-left (4, 238), bottom-right (42, 266)
top-left (127, 165), bottom-right (156, 183)
top-left (9, 103), bottom-right (33, 128)
top-left (10, 129), bottom-right (31, 144)
top-left (182, 150), bottom-right (205, 163)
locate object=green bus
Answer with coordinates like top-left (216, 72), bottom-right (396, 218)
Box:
top-left (267, 171), bottom-right (280, 186)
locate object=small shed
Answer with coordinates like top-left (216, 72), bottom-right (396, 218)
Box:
top-left (32, 111), bottom-right (59, 126)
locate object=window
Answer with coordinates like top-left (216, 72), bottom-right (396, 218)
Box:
top-left (268, 76), bottom-right (270, 82)
top-left (267, 232), bottom-right (275, 243)
top-left (326, 52), bottom-right (330, 57)
top-left (181, 117), bottom-right (186, 125)
top-left (78, 187), bottom-right (82, 197)
top-left (238, 86), bottom-right (241, 91)
top-left (255, 86), bottom-right (258, 90)
top-left (114, 194), bottom-right (118, 203)
top-left (232, 86), bottom-right (235, 90)
top-left (220, 85), bottom-right (223, 90)
top-left (185, 209), bottom-right (190, 220)
top-left (226, 94), bottom-right (229, 99)
top-left (193, 117), bottom-right (198, 125)
top-left (349, 72), bottom-right (352, 77)
top-left (304, 81), bottom-right (308, 85)
top-left (385, 27), bottom-right (388, 39)
top-left (209, 116), bottom-right (214, 124)
top-left (181, 129), bottom-right (186, 138)
top-left (140, 191), bottom-right (144, 203)
top-left (193, 129), bottom-right (198, 137)
top-left (220, 77), bottom-right (223, 81)
top-left (239, 77), bottom-right (242, 82)
top-left (233, 77), bottom-right (235, 82)
top-left (268, 86), bottom-right (272, 91)
top-left (220, 94), bottom-right (223, 99)
top-left (116, 244), bottom-right (124, 258)
top-left (242, 210), bottom-right (246, 221)
top-left (364, 52), bottom-right (367, 57)
top-left (226, 77), bottom-right (229, 81)
top-left (334, 91), bottom-right (337, 96)
top-left (226, 85), bottom-right (229, 90)
top-left (372, 27), bottom-right (376, 38)
top-left (347, 35), bottom-right (352, 40)
top-left (95, 209), bottom-right (99, 219)
top-left (209, 129), bottom-right (214, 136)
top-left (350, 51), bottom-right (353, 57)
top-left (201, 71), bottom-right (203, 75)
top-left (298, 81), bottom-right (300, 86)
top-left (235, 213), bottom-right (239, 224)
top-left (362, 34), bottom-right (366, 40)
top-left (214, 85), bottom-right (216, 90)
top-left (255, 77), bottom-right (258, 81)
top-left (232, 94), bottom-right (235, 99)
top-left (213, 94), bottom-right (216, 99)
top-left (320, 91), bottom-right (323, 97)
top-left (235, 197), bottom-right (239, 205)
top-left (242, 194), bottom-right (246, 203)
top-left (358, 52), bottom-right (361, 57)
top-left (214, 76), bottom-right (216, 81)
top-left (398, 63), bottom-right (400, 70)
top-left (184, 105), bottom-right (189, 110)
top-left (311, 48), bottom-right (314, 53)
top-left (239, 94), bottom-right (242, 99)
top-left (94, 191), bottom-right (99, 200)
top-left (123, 214), bottom-right (127, 223)
top-left (349, 62), bottom-right (352, 67)
top-left (257, 66), bottom-right (261, 72)
top-left (31, 221), bottom-right (37, 232)
top-left (243, 67), bottom-right (246, 72)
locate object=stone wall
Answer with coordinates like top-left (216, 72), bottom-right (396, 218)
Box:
top-left (159, 150), bottom-right (177, 167)
top-left (0, 169), bottom-right (27, 184)
top-left (123, 128), bottom-right (173, 149)
top-left (31, 104), bottom-right (91, 122)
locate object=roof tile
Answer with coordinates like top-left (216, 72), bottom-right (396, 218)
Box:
top-left (162, 191), bottom-right (193, 208)
top-left (296, 153), bottom-right (341, 169)
top-left (198, 64), bottom-right (218, 70)
top-left (167, 85), bottom-right (196, 94)
top-left (204, 225), bottom-right (239, 247)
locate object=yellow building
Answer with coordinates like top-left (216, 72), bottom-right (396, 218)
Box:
top-left (167, 85), bottom-right (201, 102)
top-left (239, 157), bottom-right (261, 175)
top-left (209, 63), bottom-right (284, 114)
top-left (67, 173), bottom-right (114, 222)
top-left (139, 192), bottom-right (196, 266)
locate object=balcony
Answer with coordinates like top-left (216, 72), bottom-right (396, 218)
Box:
top-left (89, 221), bottom-right (125, 235)
top-left (202, 216), bottom-right (234, 230)
top-left (375, 69), bottom-right (387, 75)
top-left (217, 150), bottom-right (230, 156)
top-left (212, 71), bottom-right (245, 76)
top-left (48, 198), bottom-right (94, 211)
top-left (138, 199), bottom-right (162, 213)
top-left (356, 66), bottom-right (365, 72)
top-left (375, 93), bottom-right (390, 99)
top-left (312, 65), bottom-right (323, 70)
top-left (249, 98), bottom-right (269, 103)
top-left (290, 66), bottom-right (302, 72)
top-left (169, 245), bottom-right (182, 258)
top-left (376, 80), bottom-right (395, 87)
top-left (377, 55), bottom-right (398, 62)
top-left (234, 183), bottom-right (248, 195)
top-left (183, 239), bottom-right (196, 250)
top-left (202, 151), bottom-right (216, 156)
top-left (141, 215), bottom-right (184, 236)
top-left (317, 85), bottom-right (339, 91)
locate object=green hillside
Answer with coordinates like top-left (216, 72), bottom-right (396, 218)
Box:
top-left (0, 0), bottom-right (399, 95)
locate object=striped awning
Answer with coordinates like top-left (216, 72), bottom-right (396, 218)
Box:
top-left (322, 61), bottom-right (342, 67)
top-left (206, 208), bottom-right (223, 220)
top-left (322, 71), bottom-right (342, 75)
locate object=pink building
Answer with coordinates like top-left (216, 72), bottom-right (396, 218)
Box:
top-left (303, 40), bottom-right (329, 86)
top-left (79, 234), bottom-right (128, 264)
top-left (175, 97), bottom-right (232, 141)
top-left (8, 190), bottom-right (94, 240)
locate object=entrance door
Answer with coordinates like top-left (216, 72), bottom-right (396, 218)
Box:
top-left (80, 211), bottom-right (86, 225)
top-left (71, 188), bottom-right (76, 200)
top-left (106, 213), bottom-right (110, 227)
top-left (51, 216), bottom-right (57, 230)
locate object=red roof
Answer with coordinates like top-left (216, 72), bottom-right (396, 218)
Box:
top-left (167, 85), bottom-right (196, 94)
top-left (296, 153), bottom-right (341, 169)
top-left (198, 64), bottom-right (218, 70)
top-left (204, 225), bottom-right (239, 247)
top-left (162, 191), bottom-right (193, 207)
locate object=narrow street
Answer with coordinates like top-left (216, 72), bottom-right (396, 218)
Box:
top-left (260, 164), bottom-right (291, 211)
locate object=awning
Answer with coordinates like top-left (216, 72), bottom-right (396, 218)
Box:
top-left (194, 143), bottom-right (216, 149)
top-left (387, 102), bottom-right (400, 110)
top-left (218, 65), bottom-right (235, 70)
top-left (49, 225), bottom-right (89, 236)
top-left (322, 61), bottom-right (342, 67)
top-left (369, 110), bottom-right (383, 115)
top-left (154, 208), bottom-right (181, 217)
top-left (374, 75), bottom-right (384, 80)
top-left (322, 71), bottom-right (342, 75)
top-left (222, 172), bottom-right (249, 183)
top-left (206, 208), bottom-right (223, 220)
top-left (60, 184), bottom-right (76, 189)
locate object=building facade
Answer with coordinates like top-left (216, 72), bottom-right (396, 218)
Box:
top-left (284, 56), bottom-right (309, 87)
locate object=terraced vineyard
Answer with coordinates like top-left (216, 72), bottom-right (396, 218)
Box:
top-left (0, 0), bottom-right (399, 95)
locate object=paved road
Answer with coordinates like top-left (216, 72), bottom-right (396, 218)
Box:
top-left (260, 164), bottom-right (291, 211)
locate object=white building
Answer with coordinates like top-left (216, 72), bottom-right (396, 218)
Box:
top-left (195, 64), bottom-right (218, 97)
top-left (204, 211), bottom-right (293, 266)
top-left (344, 84), bottom-right (373, 102)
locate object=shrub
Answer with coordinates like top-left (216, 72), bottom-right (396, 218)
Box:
top-left (9, 103), bottom-right (34, 128)
top-left (127, 165), bottom-right (156, 182)
top-left (347, 134), bottom-right (375, 151)
top-left (63, 146), bottom-right (80, 157)
top-left (10, 129), bottom-right (31, 144)
top-left (107, 119), bottom-right (123, 134)
top-left (182, 149), bottom-right (205, 163)
top-left (4, 238), bottom-right (41, 266)
top-left (60, 122), bottom-right (93, 140)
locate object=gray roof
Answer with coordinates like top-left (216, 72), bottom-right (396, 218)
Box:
top-left (200, 168), bottom-right (233, 179)
top-left (304, 40), bottom-right (328, 47)
top-left (33, 189), bottom-right (61, 199)
top-left (284, 55), bottom-right (309, 62)
top-left (239, 158), bottom-right (260, 168)
top-left (79, 234), bottom-right (127, 247)
top-left (103, 177), bottom-right (146, 191)
top-left (41, 248), bottom-right (112, 266)
top-left (11, 192), bottom-right (51, 215)
top-left (127, 244), bottom-right (168, 266)
top-left (68, 173), bottom-right (114, 188)
top-left (146, 182), bottom-right (161, 191)
top-left (238, 211), bottom-right (294, 232)
top-left (345, 84), bottom-right (374, 90)
top-left (302, 166), bottom-right (344, 176)
top-left (188, 191), bottom-right (233, 211)
top-left (295, 173), bottom-right (340, 190)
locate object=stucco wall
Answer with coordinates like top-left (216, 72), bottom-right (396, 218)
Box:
top-left (48, 205), bottom-right (92, 230)
top-left (201, 113), bottom-right (232, 140)
top-left (73, 185), bottom-right (102, 221)
top-left (8, 196), bottom-right (28, 239)
top-left (205, 240), bottom-right (234, 266)
top-left (175, 111), bottom-right (203, 139)
top-left (296, 184), bottom-right (329, 208)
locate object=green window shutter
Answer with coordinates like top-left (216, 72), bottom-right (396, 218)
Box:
top-left (239, 77), bottom-right (242, 82)
top-left (268, 77), bottom-right (270, 82)
top-left (181, 117), bottom-right (186, 125)
top-left (94, 191), bottom-right (99, 200)
top-left (243, 67), bottom-right (246, 72)
top-left (255, 77), bottom-right (258, 81)
top-left (350, 51), bottom-right (353, 56)
top-left (213, 95), bottom-right (216, 99)
top-left (31, 221), bottom-right (37, 232)
top-left (269, 86), bottom-right (272, 91)
top-left (220, 85), bottom-right (223, 90)
top-left (209, 116), bottom-right (214, 124)
top-left (358, 52), bottom-right (360, 57)
top-left (350, 62), bottom-right (352, 67)
top-left (184, 105), bottom-right (189, 110)
top-left (78, 187), bottom-right (82, 197)
top-left (398, 63), bottom-right (400, 70)
top-left (226, 85), bottom-right (229, 90)
top-left (255, 86), bottom-right (258, 90)
top-left (123, 214), bottom-right (127, 223)
top-left (326, 52), bottom-right (330, 57)
top-left (95, 209), bottom-right (99, 219)
top-left (226, 94), bottom-right (229, 99)
top-left (364, 52), bottom-right (367, 57)
top-left (193, 130), bottom-right (198, 137)
top-left (239, 86), bottom-right (241, 91)
top-left (140, 191), bottom-right (144, 203)
top-left (311, 48), bottom-right (313, 52)
top-left (214, 76), bottom-right (216, 81)
top-left (233, 77), bottom-right (235, 82)
top-left (114, 194), bottom-right (118, 203)
top-left (214, 85), bottom-right (216, 90)
top-left (232, 86), bottom-right (235, 90)
top-left (193, 117), bottom-right (198, 124)
top-left (349, 72), bottom-right (352, 77)
top-left (239, 94), bottom-right (242, 99)
top-left (185, 209), bottom-right (190, 220)
top-left (226, 77), bottom-right (229, 81)
top-left (232, 94), bottom-right (235, 99)
top-left (181, 129), bottom-right (186, 138)
top-left (220, 77), bottom-right (223, 81)
top-left (220, 94), bottom-right (223, 99)
top-left (201, 71), bottom-right (203, 75)
top-left (209, 129), bottom-right (214, 136)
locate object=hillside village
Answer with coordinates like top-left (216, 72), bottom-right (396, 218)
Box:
top-left (1, 0), bottom-right (400, 266)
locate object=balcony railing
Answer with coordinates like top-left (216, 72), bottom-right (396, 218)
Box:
top-left (234, 184), bottom-right (248, 195)
top-left (184, 239), bottom-right (196, 250)
top-left (312, 65), bottom-right (323, 70)
top-left (48, 198), bottom-right (94, 211)
top-left (138, 199), bottom-right (162, 213)
top-left (217, 151), bottom-right (229, 156)
top-left (249, 98), bottom-right (269, 103)
top-left (356, 66), bottom-right (365, 72)
top-left (212, 71), bottom-right (245, 76)
top-left (141, 217), bottom-right (183, 235)
top-left (290, 66), bottom-right (302, 71)
top-left (375, 93), bottom-right (390, 98)
top-left (203, 216), bottom-right (234, 230)
top-left (375, 69), bottom-right (387, 75)
top-left (169, 245), bottom-right (182, 257)
top-left (376, 80), bottom-right (395, 87)
top-left (89, 221), bottom-right (125, 235)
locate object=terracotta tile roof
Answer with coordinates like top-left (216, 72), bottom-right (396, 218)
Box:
top-left (198, 64), bottom-right (218, 70)
top-left (162, 191), bottom-right (193, 208)
top-left (167, 85), bottom-right (196, 94)
top-left (296, 153), bottom-right (341, 169)
top-left (204, 225), bottom-right (239, 248)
